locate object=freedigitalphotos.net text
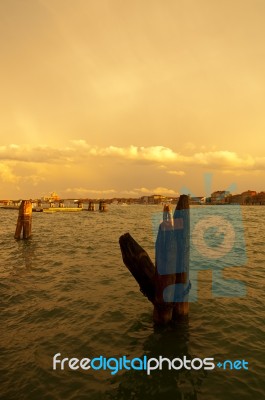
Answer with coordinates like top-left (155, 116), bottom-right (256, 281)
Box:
top-left (53, 354), bottom-right (248, 375)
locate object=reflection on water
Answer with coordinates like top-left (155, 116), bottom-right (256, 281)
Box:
top-left (1, 206), bottom-right (265, 399)
top-left (107, 321), bottom-right (207, 400)
top-left (15, 239), bottom-right (36, 271)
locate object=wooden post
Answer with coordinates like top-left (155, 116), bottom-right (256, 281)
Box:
top-left (14, 200), bottom-right (32, 239)
top-left (173, 195), bottom-right (190, 320)
top-left (119, 233), bottom-right (156, 303)
top-left (119, 195), bottom-right (190, 325)
top-left (88, 201), bottom-right (96, 211)
top-left (99, 201), bottom-right (107, 212)
top-left (154, 196), bottom-right (190, 324)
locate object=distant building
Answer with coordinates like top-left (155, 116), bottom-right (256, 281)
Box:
top-left (254, 191), bottom-right (265, 205)
top-left (0, 200), bottom-right (12, 206)
top-left (240, 190), bottom-right (257, 205)
top-left (0, 199), bottom-right (21, 207)
top-left (148, 195), bottom-right (166, 204)
top-left (211, 191), bottom-right (230, 204)
top-left (140, 196), bottom-right (149, 204)
top-left (241, 190), bottom-right (257, 197)
top-left (190, 196), bottom-right (205, 205)
top-left (41, 192), bottom-right (60, 202)
top-left (228, 190), bottom-right (257, 205)
top-left (228, 194), bottom-right (243, 204)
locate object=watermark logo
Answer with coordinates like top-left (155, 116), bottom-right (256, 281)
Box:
top-left (52, 354), bottom-right (249, 375)
top-left (189, 205), bottom-right (246, 300)
top-left (192, 215), bottom-right (235, 259)
top-left (152, 173), bottom-right (247, 301)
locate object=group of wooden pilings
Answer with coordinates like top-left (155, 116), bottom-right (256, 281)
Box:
top-left (88, 201), bottom-right (107, 212)
top-left (13, 199), bottom-right (107, 239)
top-left (14, 200), bottom-right (32, 240)
top-left (119, 194), bottom-right (190, 325)
top-left (14, 196), bottom-right (189, 325)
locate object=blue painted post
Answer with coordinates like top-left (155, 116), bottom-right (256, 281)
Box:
top-left (154, 195), bottom-right (190, 324)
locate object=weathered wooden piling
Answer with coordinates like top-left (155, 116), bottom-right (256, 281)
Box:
top-left (119, 195), bottom-right (190, 325)
top-left (119, 233), bottom-right (156, 302)
top-left (99, 201), bottom-right (107, 212)
top-left (14, 200), bottom-right (32, 239)
top-left (154, 196), bottom-right (190, 323)
top-left (88, 201), bottom-right (96, 211)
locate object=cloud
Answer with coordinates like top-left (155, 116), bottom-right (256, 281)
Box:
top-left (64, 187), bottom-right (116, 196)
top-left (0, 141), bottom-right (265, 172)
top-left (70, 143), bottom-right (265, 171)
top-left (0, 144), bottom-right (74, 164)
top-left (63, 186), bottom-right (179, 197)
top-left (0, 163), bottom-right (18, 183)
top-left (70, 139), bottom-right (89, 148)
top-left (75, 144), bottom-right (179, 162)
top-left (192, 151), bottom-right (254, 168)
top-left (134, 187), bottom-right (179, 196)
top-left (167, 170), bottom-right (186, 176)
top-left (0, 163), bottom-right (47, 190)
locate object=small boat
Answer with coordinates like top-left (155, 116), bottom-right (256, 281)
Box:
top-left (42, 207), bottom-right (83, 213)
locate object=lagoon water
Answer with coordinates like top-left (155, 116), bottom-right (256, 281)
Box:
top-left (1, 205), bottom-right (265, 400)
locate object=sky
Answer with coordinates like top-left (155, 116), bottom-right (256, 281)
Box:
top-left (0, 0), bottom-right (265, 199)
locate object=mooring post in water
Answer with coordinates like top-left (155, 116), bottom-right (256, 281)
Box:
top-left (14, 200), bottom-right (32, 239)
top-left (88, 201), bottom-right (96, 211)
top-left (154, 196), bottom-right (190, 324)
top-left (119, 195), bottom-right (190, 325)
top-left (172, 195), bottom-right (190, 320)
top-left (99, 201), bottom-right (107, 212)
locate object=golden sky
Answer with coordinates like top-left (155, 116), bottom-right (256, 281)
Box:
top-left (0, 0), bottom-right (265, 198)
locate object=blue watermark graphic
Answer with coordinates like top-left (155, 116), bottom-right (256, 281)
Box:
top-left (152, 174), bottom-right (247, 302)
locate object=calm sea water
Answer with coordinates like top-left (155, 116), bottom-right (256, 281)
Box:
top-left (1, 205), bottom-right (265, 400)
